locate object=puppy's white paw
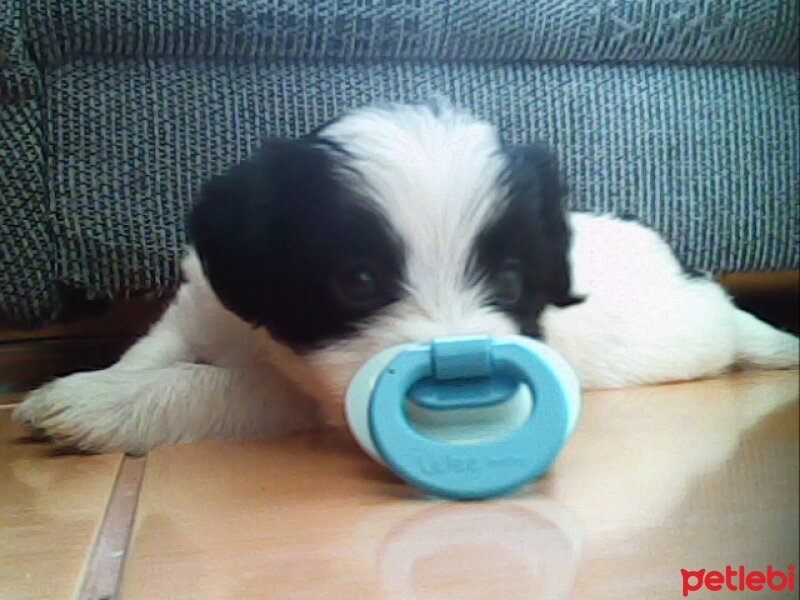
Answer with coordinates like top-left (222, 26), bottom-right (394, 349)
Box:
top-left (13, 371), bottom-right (150, 454)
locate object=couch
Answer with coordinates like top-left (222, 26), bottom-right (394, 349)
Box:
top-left (1, 0), bottom-right (798, 327)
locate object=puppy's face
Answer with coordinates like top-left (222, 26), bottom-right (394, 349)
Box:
top-left (191, 103), bottom-right (578, 402)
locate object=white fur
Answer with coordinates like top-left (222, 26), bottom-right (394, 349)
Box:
top-left (14, 103), bottom-right (799, 453)
top-left (543, 213), bottom-right (799, 388)
top-left (15, 254), bottom-right (320, 453)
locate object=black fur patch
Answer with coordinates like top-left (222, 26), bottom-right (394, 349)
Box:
top-left (190, 138), bottom-right (405, 349)
top-left (473, 143), bottom-right (582, 337)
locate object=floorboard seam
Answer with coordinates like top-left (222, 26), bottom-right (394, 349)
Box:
top-left (77, 455), bottom-right (147, 600)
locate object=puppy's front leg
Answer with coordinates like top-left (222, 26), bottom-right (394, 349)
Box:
top-left (13, 363), bottom-right (318, 454)
top-left (14, 258), bottom-right (320, 453)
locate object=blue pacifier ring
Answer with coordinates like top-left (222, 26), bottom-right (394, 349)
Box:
top-left (367, 337), bottom-right (576, 500)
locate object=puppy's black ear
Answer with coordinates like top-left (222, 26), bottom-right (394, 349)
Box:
top-left (503, 143), bottom-right (583, 308)
top-left (189, 139), bottom-right (336, 325)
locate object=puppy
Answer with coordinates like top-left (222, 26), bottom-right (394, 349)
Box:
top-left (14, 101), bottom-right (799, 454)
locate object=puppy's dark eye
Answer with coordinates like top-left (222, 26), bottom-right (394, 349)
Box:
top-left (493, 259), bottom-right (524, 308)
top-left (332, 262), bottom-right (386, 310)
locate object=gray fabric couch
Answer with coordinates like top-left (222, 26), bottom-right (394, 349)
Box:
top-left (2, 0), bottom-right (798, 326)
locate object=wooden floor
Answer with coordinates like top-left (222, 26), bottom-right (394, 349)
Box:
top-left (1, 369), bottom-right (798, 599)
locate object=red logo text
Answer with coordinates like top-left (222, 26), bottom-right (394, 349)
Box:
top-left (681, 565), bottom-right (796, 596)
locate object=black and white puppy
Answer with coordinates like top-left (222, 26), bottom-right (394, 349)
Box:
top-left (15, 102), bottom-right (799, 453)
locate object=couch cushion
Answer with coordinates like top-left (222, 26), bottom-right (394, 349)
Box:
top-left (1, 0), bottom-right (40, 101)
top-left (26, 0), bottom-right (800, 67)
top-left (1, 1), bottom-right (50, 324)
top-left (0, 100), bottom-right (56, 325)
top-left (41, 58), bottom-right (798, 311)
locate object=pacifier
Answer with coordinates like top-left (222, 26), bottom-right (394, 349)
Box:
top-left (345, 335), bottom-right (581, 499)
